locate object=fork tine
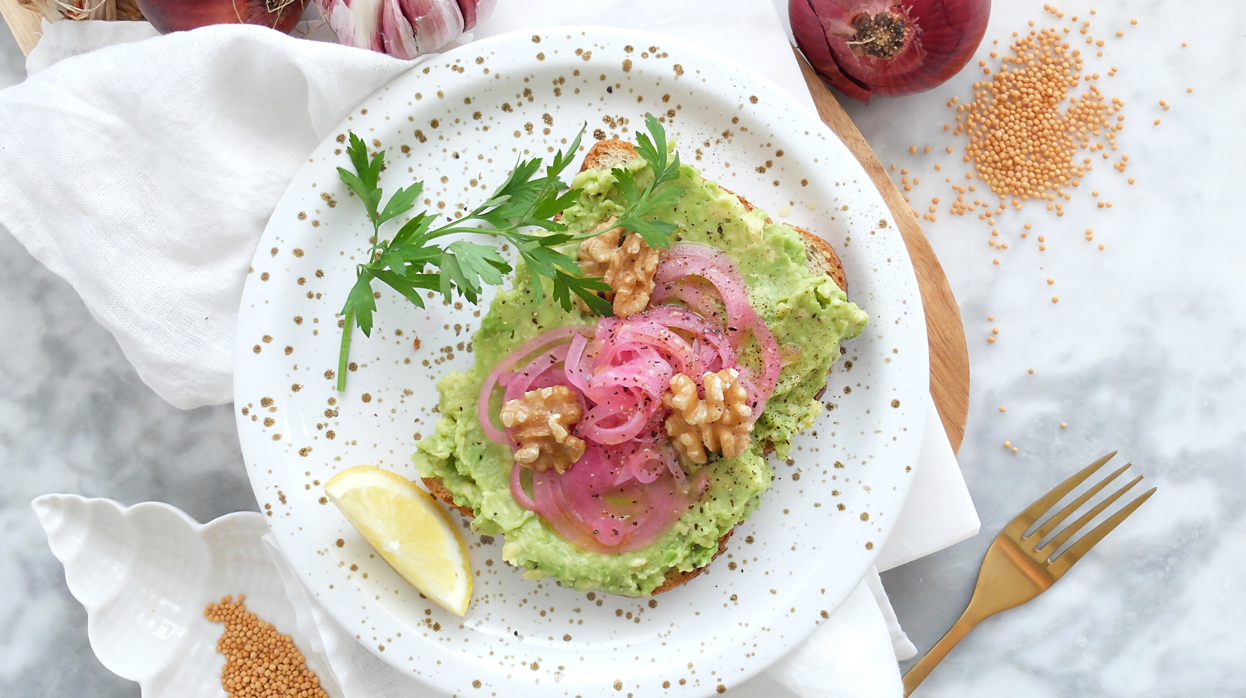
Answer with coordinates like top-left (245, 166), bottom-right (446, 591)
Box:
top-left (1029, 462), bottom-right (1132, 542)
top-left (1047, 486), bottom-right (1157, 578)
top-left (1014, 451), bottom-right (1117, 528)
top-left (1041, 474), bottom-right (1143, 552)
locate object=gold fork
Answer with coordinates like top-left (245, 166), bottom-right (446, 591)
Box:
top-left (902, 452), bottom-right (1156, 695)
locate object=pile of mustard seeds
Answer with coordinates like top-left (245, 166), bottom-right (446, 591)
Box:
top-left (951, 14), bottom-right (1127, 217)
top-left (204, 595), bottom-right (330, 698)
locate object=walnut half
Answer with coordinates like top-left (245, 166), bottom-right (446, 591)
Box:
top-left (663, 370), bottom-right (753, 464)
top-left (500, 386), bottom-right (586, 473)
top-left (578, 218), bottom-right (659, 317)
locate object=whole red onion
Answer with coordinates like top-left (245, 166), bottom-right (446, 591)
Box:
top-left (135, 0), bottom-right (309, 33)
top-left (791, 0), bottom-right (991, 102)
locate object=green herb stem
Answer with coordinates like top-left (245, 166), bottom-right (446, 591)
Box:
top-left (337, 308), bottom-right (354, 392)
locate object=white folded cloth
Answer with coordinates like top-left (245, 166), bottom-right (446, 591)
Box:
top-left (4, 23), bottom-right (409, 408)
top-left (1, 9), bottom-right (957, 697)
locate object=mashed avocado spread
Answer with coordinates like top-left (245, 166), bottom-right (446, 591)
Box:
top-left (412, 154), bottom-right (869, 596)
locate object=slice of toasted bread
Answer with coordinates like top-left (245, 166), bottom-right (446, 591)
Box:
top-left (422, 139), bottom-right (848, 595)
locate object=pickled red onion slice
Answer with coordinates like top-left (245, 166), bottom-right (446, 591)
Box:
top-left (509, 459), bottom-right (536, 510)
top-left (503, 344), bottom-right (572, 402)
top-left (563, 333), bottom-right (592, 393)
top-left (652, 245), bottom-right (782, 403)
top-left (478, 325), bottom-right (593, 445)
top-left (579, 395), bottom-right (653, 445)
top-left (535, 443), bottom-right (689, 553)
top-left (649, 278), bottom-right (724, 323)
top-left (478, 248), bottom-right (783, 554)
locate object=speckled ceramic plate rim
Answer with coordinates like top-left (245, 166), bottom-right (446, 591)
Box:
top-left (234, 26), bottom-right (928, 697)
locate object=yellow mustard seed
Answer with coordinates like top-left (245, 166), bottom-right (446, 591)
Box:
top-left (952, 26), bottom-right (1124, 212)
top-left (205, 595), bottom-right (329, 698)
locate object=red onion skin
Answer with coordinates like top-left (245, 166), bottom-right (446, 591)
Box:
top-left (135, 0), bottom-right (309, 33)
top-left (790, 0), bottom-right (991, 102)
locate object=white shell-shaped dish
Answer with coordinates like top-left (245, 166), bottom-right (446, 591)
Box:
top-left (235, 27), bottom-right (929, 697)
top-left (31, 494), bottom-right (334, 698)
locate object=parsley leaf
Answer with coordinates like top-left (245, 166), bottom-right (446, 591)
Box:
top-left (333, 114), bottom-right (685, 391)
top-left (603, 113), bottom-right (685, 248)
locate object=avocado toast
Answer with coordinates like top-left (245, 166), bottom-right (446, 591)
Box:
top-left (412, 135), bottom-right (869, 597)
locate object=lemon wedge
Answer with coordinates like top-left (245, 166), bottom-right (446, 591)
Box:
top-left (324, 465), bottom-right (472, 615)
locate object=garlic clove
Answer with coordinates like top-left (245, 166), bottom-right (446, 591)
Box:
top-left (381, 0), bottom-right (421, 59)
top-left (398, 0), bottom-right (465, 57)
top-left (457, 0), bottom-right (495, 31)
top-left (322, 0), bottom-right (386, 52)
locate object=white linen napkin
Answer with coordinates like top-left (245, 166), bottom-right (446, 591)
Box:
top-left (3, 23), bottom-right (412, 408)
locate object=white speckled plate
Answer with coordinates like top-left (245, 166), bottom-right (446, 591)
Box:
top-left (235, 27), bottom-right (928, 697)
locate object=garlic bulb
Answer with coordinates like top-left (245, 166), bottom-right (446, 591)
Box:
top-left (319, 0), bottom-right (483, 59)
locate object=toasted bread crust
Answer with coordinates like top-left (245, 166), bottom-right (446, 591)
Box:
top-left (579, 138), bottom-right (639, 172)
top-left (650, 529), bottom-right (734, 595)
top-left (422, 476), bottom-right (474, 518)
top-left (421, 139), bottom-right (847, 596)
top-left (793, 226), bottom-right (848, 294)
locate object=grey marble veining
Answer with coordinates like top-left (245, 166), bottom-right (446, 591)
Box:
top-left (3, 0), bottom-right (1246, 695)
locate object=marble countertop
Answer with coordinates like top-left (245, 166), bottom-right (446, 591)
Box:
top-left (3, 0), bottom-right (1245, 694)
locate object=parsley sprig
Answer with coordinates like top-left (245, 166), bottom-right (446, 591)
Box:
top-left (333, 113), bottom-right (684, 392)
top-left (592, 114), bottom-right (685, 248)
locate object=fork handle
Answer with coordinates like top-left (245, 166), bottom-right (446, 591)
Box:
top-left (901, 610), bottom-right (982, 696)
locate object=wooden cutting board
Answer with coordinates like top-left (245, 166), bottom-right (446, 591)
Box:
top-left (1, 0), bottom-right (43, 56)
top-left (0, 11), bottom-right (971, 451)
top-left (794, 49), bottom-right (970, 454)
